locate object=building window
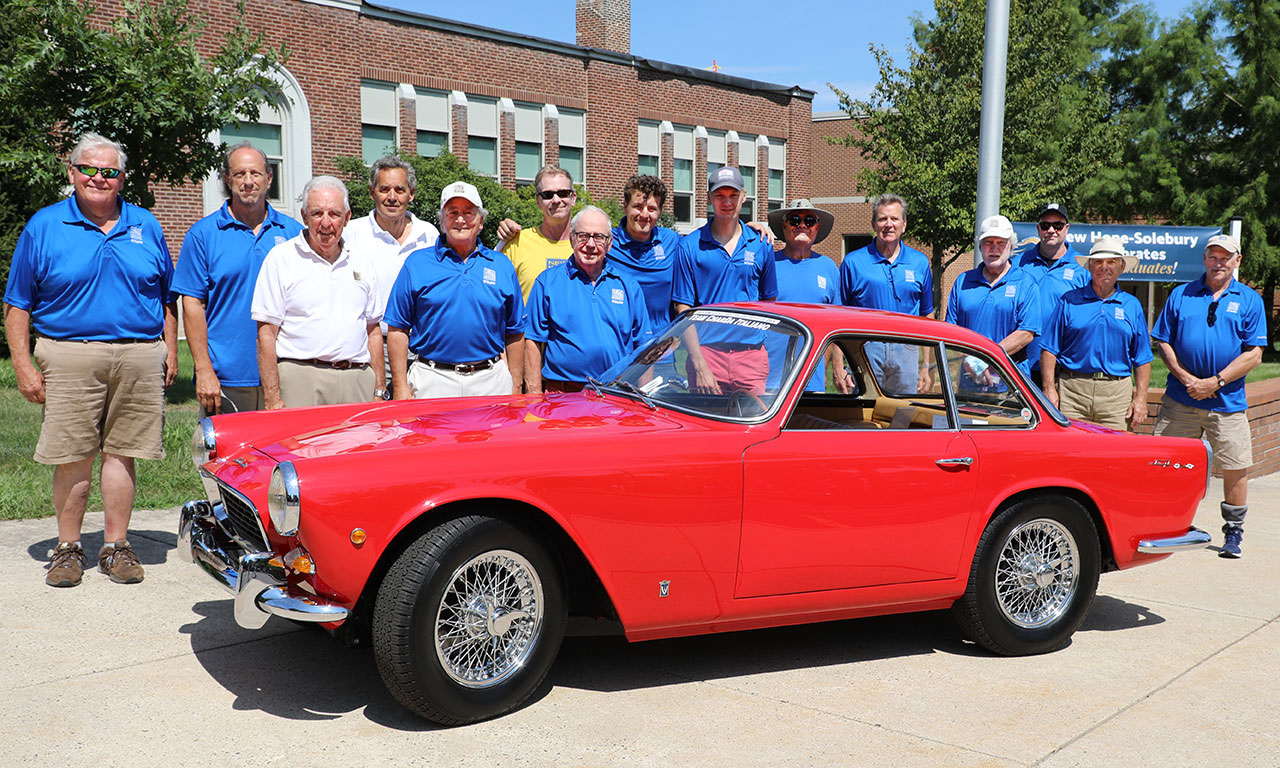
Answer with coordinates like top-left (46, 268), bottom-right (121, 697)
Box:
top-left (222, 122), bottom-right (284, 202)
top-left (638, 120), bottom-right (660, 177)
top-left (416, 88), bottom-right (449, 158)
top-left (417, 131), bottom-right (446, 158)
top-left (768, 140), bottom-right (786, 212)
top-left (360, 81), bottom-right (398, 165)
top-left (513, 102), bottom-right (544, 187)
top-left (559, 108), bottom-right (586, 184)
top-left (468, 96), bottom-right (499, 178)
top-left (737, 132), bottom-right (756, 223)
top-left (515, 141), bottom-right (542, 185)
top-left (705, 129), bottom-right (727, 216)
top-left (673, 124), bottom-right (695, 224)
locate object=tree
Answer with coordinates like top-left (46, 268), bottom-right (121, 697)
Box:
top-left (0, 0), bottom-right (287, 322)
top-left (830, 0), bottom-right (1120, 313)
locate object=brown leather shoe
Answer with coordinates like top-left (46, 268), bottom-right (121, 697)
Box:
top-left (98, 539), bottom-right (145, 584)
top-left (46, 542), bottom-right (85, 587)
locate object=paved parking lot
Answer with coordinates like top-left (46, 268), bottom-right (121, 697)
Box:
top-left (2, 475), bottom-right (1277, 767)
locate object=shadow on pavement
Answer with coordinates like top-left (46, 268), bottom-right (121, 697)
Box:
top-left (1078, 594), bottom-right (1167, 632)
top-left (26, 528), bottom-right (177, 564)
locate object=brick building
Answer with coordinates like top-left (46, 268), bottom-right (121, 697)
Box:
top-left (105, 0), bottom-right (816, 249)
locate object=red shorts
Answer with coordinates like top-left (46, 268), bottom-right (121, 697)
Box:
top-left (687, 345), bottom-right (768, 395)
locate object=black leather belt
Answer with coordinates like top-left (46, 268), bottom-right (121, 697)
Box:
top-left (1061, 370), bottom-right (1128, 381)
top-left (282, 358), bottom-right (368, 370)
top-left (419, 356), bottom-right (501, 375)
top-left (706, 342), bottom-right (764, 352)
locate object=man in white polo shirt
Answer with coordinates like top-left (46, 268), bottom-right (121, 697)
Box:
top-left (344, 156), bottom-right (440, 393)
top-left (251, 175), bottom-right (385, 408)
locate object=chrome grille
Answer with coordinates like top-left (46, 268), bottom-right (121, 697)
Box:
top-left (215, 480), bottom-right (270, 552)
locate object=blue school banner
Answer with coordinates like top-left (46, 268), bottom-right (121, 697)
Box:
top-left (1012, 223), bottom-right (1221, 283)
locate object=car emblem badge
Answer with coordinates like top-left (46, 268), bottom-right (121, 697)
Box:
top-left (658, 580), bottom-right (670, 598)
top-left (233, 458), bottom-right (248, 468)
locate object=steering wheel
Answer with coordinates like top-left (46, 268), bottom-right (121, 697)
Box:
top-left (727, 390), bottom-right (767, 418)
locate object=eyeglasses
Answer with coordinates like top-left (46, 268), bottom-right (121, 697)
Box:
top-left (571, 231), bottom-right (610, 245)
top-left (538, 188), bottom-right (575, 200)
top-left (787, 214), bottom-right (819, 228)
top-left (1207, 300), bottom-right (1220, 327)
top-left (1037, 220), bottom-right (1067, 231)
top-left (73, 164), bottom-right (122, 179)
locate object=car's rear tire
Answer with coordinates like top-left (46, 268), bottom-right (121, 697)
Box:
top-left (373, 515), bottom-right (566, 724)
top-left (952, 496), bottom-right (1100, 656)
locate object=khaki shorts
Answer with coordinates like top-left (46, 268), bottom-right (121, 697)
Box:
top-left (278, 360), bottom-right (375, 407)
top-left (197, 386), bottom-right (264, 419)
top-left (33, 337), bottom-right (166, 464)
top-left (1057, 374), bottom-right (1132, 431)
top-left (1154, 394), bottom-right (1253, 470)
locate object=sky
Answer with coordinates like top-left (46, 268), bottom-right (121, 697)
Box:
top-left (375, 0), bottom-right (1197, 113)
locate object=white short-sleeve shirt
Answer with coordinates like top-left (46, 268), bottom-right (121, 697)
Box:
top-left (345, 212), bottom-right (440, 334)
top-left (251, 232), bottom-right (384, 363)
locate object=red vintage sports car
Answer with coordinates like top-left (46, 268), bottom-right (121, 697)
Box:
top-left (180, 303), bottom-right (1210, 724)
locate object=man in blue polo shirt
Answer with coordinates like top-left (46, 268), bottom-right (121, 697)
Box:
top-left (385, 181), bottom-right (525, 398)
top-left (173, 143), bottom-right (303, 416)
top-left (4, 132), bottom-right (178, 588)
top-left (525, 206), bottom-right (648, 392)
top-left (946, 214), bottom-right (1041, 382)
top-left (608, 175), bottom-right (684, 341)
top-left (1152, 233), bottom-right (1265, 558)
top-left (767, 199), bottom-right (839, 392)
top-left (672, 166), bottom-right (778, 394)
top-left (840, 193), bottom-right (934, 392)
top-left (1018, 203), bottom-right (1088, 387)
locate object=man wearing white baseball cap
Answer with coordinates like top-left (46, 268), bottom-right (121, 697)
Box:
top-left (384, 181), bottom-right (525, 398)
top-left (1151, 232), bottom-right (1265, 558)
top-left (945, 214), bottom-right (1042, 377)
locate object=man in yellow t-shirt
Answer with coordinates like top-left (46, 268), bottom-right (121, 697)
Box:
top-left (498, 165), bottom-right (576, 301)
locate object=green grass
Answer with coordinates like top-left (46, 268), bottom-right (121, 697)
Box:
top-left (0, 342), bottom-right (201, 521)
top-left (1147, 346), bottom-right (1280, 388)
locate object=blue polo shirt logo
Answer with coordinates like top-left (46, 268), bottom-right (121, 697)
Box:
top-left (1227, 301), bottom-right (1240, 314)
top-left (611, 287), bottom-right (625, 304)
top-left (653, 244), bottom-right (665, 259)
top-left (904, 269), bottom-right (915, 283)
top-left (1064, 267), bottom-right (1076, 280)
top-left (817, 275), bottom-right (828, 290)
top-left (482, 267), bottom-right (497, 285)
top-left (1114, 307), bottom-right (1125, 320)
top-left (1004, 284), bottom-right (1017, 298)
top-left (129, 226), bottom-right (144, 244)
top-left (744, 251), bottom-right (756, 266)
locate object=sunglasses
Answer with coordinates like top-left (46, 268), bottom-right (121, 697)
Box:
top-left (787, 214), bottom-right (819, 228)
top-left (1037, 220), bottom-right (1067, 231)
top-left (1207, 300), bottom-right (1220, 327)
top-left (538, 188), bottom-right (574, 200)
top-left (73, 164), bottom-right (122, 179)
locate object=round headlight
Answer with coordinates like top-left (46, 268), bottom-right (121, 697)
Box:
top-left (190, 418), bottom-right (216, 468)
top-left (268, 461), bottom-right (301, 537)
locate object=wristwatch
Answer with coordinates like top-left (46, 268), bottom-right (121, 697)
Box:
top-left (1216, 377), bottom-right (1227, 390)
top-left (375, 388), bottom-right (391, 401)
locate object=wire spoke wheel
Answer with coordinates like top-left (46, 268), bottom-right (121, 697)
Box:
top-left (994, 519), bottom-right (1079, 629)
top-left (434, 549), bottom-right (544, 688)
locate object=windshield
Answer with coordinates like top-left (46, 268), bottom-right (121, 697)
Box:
top-left (604, 308), bottom-right (810, 420)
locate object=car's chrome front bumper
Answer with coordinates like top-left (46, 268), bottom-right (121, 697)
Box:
top-left (177, 500), bottom-right (349, 629)
top-left (1137, 526), bottom-right (1212, 554)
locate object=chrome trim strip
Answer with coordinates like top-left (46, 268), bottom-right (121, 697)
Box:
top-left (1137, 526), bottom-right (1212, 554)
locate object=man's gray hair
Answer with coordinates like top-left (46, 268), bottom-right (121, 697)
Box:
top-left (301, 175), bottom-right (351, 214)
top-left (69, 132), bottom-right (127, 172)
top-left (369, 156), bottom-right (417, 192)
top-left (220, 142), bottom-right (270, 197)
top-left (871, 193), bottom-right (907, 222)
top-left (570, 205), bottom-right (610, 232)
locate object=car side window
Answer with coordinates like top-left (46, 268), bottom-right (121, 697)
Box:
top-left (785, 337), bottom-right (951, 431)
top-left (943, 345), bottom-right (1036, 428)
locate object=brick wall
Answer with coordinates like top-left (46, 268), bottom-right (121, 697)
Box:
top-left (90, 0), bottom-right (811, 252)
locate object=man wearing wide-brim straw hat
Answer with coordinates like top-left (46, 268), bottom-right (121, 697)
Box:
top-left (766, 199), bottom-right (841, 392)
top-left (1039, 235), bottom-right (1152, 432)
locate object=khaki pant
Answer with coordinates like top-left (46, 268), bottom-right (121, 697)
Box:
top-left (33, 337), bottom-right (165, 464)
top-left (1056, 374), bottom-right (1132, 431)
top-left (277, 360), bottom-right (375, 408)
top-left (197, 385), bottom-right (264, 419)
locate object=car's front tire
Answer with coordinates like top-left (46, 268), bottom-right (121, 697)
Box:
top-left (373, 515), bottom-right (566, 724)
top-left (953, 496), bottom-right (1100, 656)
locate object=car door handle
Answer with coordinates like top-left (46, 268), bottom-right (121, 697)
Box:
top-left (936, 456), bottom-right (974, 467)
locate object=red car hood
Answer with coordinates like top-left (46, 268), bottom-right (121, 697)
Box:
top-left (251, 393), bottom-right (688, 461)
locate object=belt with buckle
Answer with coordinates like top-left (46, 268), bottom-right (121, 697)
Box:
top-left (1062, 369), bottom-right (1128, 381)
top-left (420, 356), bottom-right (501, 375)
top-left (283, 357), bottom-right (368, 370)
